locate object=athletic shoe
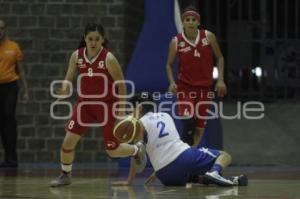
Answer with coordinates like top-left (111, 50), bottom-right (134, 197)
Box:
top-left (229, 174), bottom-right (248, 186)
top-left (204, 171), bottom-right (234, 186)
top-left (50, 172), bottom-right (72, 187)
top-left (238, 174), bottom-right (248, 186)
top-left (134, 141), bottom-right (147, 173)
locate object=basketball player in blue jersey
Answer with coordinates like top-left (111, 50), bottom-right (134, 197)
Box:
top-left (116, 93), bottom-right (247, 187)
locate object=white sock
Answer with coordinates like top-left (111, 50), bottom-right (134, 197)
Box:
top-left (61, 164), bottom-right (72, 173)
top-left (132, 145), bottom-right (138, 156)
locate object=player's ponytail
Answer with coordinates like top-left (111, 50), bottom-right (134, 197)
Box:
top-left (77, 37), bottom-right (86, 49)
top-left (102, 37), bottom-right (108, 48)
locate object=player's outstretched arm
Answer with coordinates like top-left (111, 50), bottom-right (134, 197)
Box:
top-left (144, 171), bottom-right (156, 185)
top-left (111, 157), bottom-right (137, 186)
top-left (127, 157), bottom-right (137, 185)
top-left (111, 121), bottom-right (145, 185)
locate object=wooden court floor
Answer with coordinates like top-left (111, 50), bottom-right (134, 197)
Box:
top-left (0, 164), bottom-right (299, 199)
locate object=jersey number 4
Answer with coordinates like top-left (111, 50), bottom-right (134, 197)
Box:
top-left (157, 121), bottom-right (169, 138)
top-left (194, 49), bottom-right (200, 57)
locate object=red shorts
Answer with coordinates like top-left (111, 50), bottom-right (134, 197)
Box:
top-left (65, 100), bottom-right (119, 150)
top-left (176, 82), bottom-right (212, 128)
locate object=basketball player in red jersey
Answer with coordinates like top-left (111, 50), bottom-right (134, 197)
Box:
top-left (166, 7), bottom-right (227, 147)
top-left (50, 23), bottom-right (146, 187)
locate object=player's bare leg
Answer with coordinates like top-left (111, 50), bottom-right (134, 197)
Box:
top-left (50, 131), bottom-right (80, 187)
top-left (215, 151), bottom-right (232, 167)
top-left (60, 131), bottom-right (81, 163)
top-left (204, 151), bottom-right (234, 186)
top-left (106, 141), bottom-right (147, 173)
top-left (106, 143), bottom-right (137, 158)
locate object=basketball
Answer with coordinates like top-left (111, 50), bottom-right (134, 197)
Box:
top-left (113, 115), bottom-right (140, 143)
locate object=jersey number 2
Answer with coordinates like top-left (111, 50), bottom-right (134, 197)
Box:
top-left (157, 121), bottom-right (169, 138)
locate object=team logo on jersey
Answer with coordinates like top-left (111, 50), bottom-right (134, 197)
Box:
top-left (78, 58), bottom-right (83, 64)
top-left (178, 41), bottom-right (185, 48)
top-left (178, 46), bottom-right (191, 53)
top-left (202, 38), bottom-right (209, 46)
top-left (97, 61), bottom-right (105, 69)
top-left (77, 58), bottom-right (86, 68)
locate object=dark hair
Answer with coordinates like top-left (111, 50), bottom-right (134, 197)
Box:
top-left (181, 6), bottom-right (199, 15)
top-left (129, 92), bottom-right (155, 115)
top-left (181, 6), bottom-right (202, 29)
top-left (77, 23), bottom-right (108, 49)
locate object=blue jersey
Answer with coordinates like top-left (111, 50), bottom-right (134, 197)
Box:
top-left (140, 112), bottom-right (189, 171)
top-left (140, 112), bottom-right (221, 186)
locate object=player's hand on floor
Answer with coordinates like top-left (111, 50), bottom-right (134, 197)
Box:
top-left (111, 180), bottom-right (131, 186)
top-left (144, 172), bottom-right (156, 185)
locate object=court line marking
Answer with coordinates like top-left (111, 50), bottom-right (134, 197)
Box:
top-left (0, 179), bottom-right (103, 185)
top-left (152, 189), bottom-right (177, 194)
top-left (71, 178), bottom-right (103, 185)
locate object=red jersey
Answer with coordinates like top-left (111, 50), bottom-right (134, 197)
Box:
top-left (76, 47), bottom-right (116, 101)
top-left (176, 29), bottom-right (213, 86)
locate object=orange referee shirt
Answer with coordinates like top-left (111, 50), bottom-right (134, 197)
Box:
top-left (0, 38), bottom-right (23, 84)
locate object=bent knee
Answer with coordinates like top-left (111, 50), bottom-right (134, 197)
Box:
top-left (106, 147), bottom-right (120, 158)
top-left (219, 151), bottom-right (232, 162)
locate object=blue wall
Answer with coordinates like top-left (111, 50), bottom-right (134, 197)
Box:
top-left (125, 0), bottom-right (178, 92)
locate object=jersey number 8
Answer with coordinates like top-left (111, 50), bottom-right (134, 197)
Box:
top-left (88, 68), bottom-right (93, 77)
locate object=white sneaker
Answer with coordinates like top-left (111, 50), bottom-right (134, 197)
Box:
top-left (204, 171), bottom-right (233, 186)
top-left (134, 141), bottom-right (147, 173)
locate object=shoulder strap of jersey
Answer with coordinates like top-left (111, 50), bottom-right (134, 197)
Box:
top-left (77, 47), bottom-right (84, 59)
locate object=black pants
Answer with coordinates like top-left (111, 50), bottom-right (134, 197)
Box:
top-left (0, 81), bottom-right (18, 163)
